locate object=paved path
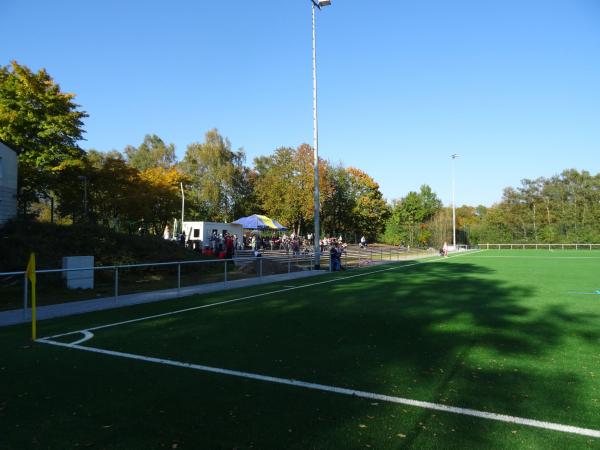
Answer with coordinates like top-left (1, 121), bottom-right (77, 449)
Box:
top-left (0, 269), bottom-right (328, 328)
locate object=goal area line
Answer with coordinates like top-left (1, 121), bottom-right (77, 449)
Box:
top-left (37, 337), bottom-right (600, 439)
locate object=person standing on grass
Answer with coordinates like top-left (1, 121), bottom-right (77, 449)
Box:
top-left (443, 241), bottom-right (449, 257)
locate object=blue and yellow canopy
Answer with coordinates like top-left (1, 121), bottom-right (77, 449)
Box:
top-left (232, 214), bottom-right (288, 231)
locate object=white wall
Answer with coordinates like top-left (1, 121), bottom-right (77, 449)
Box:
top-left (0, 142), bottom-right (18, 225)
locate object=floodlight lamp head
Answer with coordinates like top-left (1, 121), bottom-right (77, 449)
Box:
top-left (451, 154), bottom-right (459, 159)
top-left (312, 0), bottom-right (331, 9)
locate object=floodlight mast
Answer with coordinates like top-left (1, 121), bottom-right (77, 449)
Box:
top-left (451, 154), bottom-right (459, 248)
top-left (311, 0), bottom-right (331, 268)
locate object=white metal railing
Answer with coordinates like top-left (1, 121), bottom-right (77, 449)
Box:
top-left (477, 243), bottom-right (600, 250)
top-left (0, 255), bottom-right (317, 315)
top-left (0, 246), bottom-right (435, 316)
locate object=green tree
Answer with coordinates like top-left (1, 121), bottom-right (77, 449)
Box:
top-left (0, 61), bottom-right (88, 216)
top-left (179, 129), bottom-right (245, 222)
top-left (124, 134), bottom-right (176, 171)
top-left (382, 185), bottom-right (441, 247)
top-left (52, 151), bottom-right (143, 227)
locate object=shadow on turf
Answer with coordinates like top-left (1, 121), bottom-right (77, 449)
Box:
top-left (178, 260), bottom-right (600, 447)
top-left (324, 261), bottom-right (600, 448)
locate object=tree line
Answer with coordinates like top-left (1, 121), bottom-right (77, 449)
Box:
top-left (2, 61), bottom-right (599, 245)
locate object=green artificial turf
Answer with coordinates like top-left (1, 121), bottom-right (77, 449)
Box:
top-left (2, 250), bottom-right (600, 449)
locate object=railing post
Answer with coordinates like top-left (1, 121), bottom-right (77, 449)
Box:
top-left (259, 258), bottom-right (263, 278)
top-left (224, 260), bottom-right (228, 284)
top-left (288, 257), bottom-right (291, 274)
top-left (114, 267), bottom-right (119, 301)
top-left (23, 273), bottom-right (28, 317)
top-left (177, 263), bottom-right (181, 292)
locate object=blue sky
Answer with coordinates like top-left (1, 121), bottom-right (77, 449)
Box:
top-left (2, 0), bottom-right (599, 207)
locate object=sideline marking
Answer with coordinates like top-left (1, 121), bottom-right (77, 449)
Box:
top-left (466, 256), bottom-right (600, 259)
top-left (43, 250), bottom-right (481, 340)
top-left (36, 338), bottom-right (600, 439)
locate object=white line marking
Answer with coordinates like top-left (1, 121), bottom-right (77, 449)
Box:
top-left (69, 330), bottom-right (95, 345)
top-left (43, 250), bottom-right (482, 341)
top-left (36, 338), bottom-right (600, 439)
top-left (465, 256), bottom-right (600, 259)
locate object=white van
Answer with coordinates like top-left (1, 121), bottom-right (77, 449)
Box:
top-left (182, 221), bottom-right (243, 248)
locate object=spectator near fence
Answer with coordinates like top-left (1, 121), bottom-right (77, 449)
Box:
top-left (329, 242), bottom-right (344, 271)
top-left (360, 235), bottom-right (367, 249)
top-left (225, 233), bottom-right (234, 258)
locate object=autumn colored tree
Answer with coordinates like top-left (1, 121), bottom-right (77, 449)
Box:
top-left (345, 167), bottom-right (390, 241)
top-left (138, 167), bottom-right (189, 233)
top-left (254, 144), bottom-right (331, 235)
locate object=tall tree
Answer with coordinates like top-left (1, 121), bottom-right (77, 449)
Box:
top-left (179, 129), bottom-right (245, 222)
top-left (254, 144), bottom-right (331, 235)
top-left (124, 134), bottom-right (176, 171)
top-left (138, 167), bottom-right (189, 233)
top-left (322, 164), bottom-right (356, 237)
top-left (0, 61), bottom-right (88, 168)
top-left (52, 151), bottom-right (142, 226)
top-left (382, 185), bottom-right (441, 246)
top-left (0, 61), bottom-right (88, 215)
top-left (346, 167), bottom-right (390, 241)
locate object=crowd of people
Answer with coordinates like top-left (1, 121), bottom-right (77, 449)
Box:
top-left (163, 224), bottom-right (373, 270)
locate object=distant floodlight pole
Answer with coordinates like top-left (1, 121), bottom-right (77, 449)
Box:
top-left (311, 0), bottom-right (331, 269)
top-left (451, 154), bottom-right (459, 248)
top-left (180, 182), bottom-right (185, 226)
